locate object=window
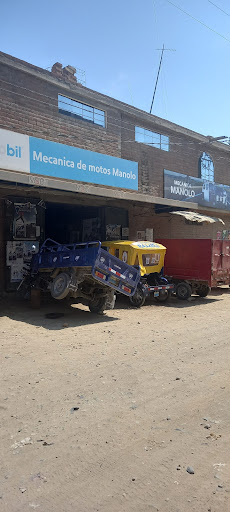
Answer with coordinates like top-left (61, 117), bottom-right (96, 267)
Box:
top-left (142, 253), bottom-right (161, 266)
top-left (135, 126), bottom-right (169, 151)
top-left (58, 94), bottom-right (105, 127)
top-left (199, 152), bottom-right (214, 182)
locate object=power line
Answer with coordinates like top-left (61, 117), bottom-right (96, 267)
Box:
top-left (0, 76), bottom-right (229, 147)
top-left (165, 0), bottom-right (230, 43)
top-left (1, 76), bottom-right (217, 146)
top-left (0, 78), bottom-right (191, 140)
top-left (0, 99), bottom-right (229, 158)
top-left (0, 80), bottom-right (230, 156)
top-left (208, 0), bottom-right (230, 16)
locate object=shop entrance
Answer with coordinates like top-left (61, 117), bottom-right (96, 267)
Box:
top-left (45, 202), bottom-right (129, 244)
top-left (45, 203), bottom-right (102, 243)
top-left (3, 194), bottom-right (129, 292)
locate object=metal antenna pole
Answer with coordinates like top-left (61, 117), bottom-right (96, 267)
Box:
top-left (150, 45), bottom-right (165, 114)
top-left (150, 45), bottom-right (176, 114)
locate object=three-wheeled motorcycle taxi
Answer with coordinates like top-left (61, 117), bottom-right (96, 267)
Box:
top-left (102, 240), bottom-right (174, 307)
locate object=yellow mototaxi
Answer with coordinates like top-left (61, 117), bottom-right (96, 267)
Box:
top-left (102, 240), bottom-right (174, 307)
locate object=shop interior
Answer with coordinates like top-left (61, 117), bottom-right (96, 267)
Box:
top-left (45, 202), bottom-right (129, 244)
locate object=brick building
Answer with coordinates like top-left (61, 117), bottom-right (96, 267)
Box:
top-left (0, 51), bottom-right (230, 292)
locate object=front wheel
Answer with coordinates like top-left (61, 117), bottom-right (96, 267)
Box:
top-left (50, 272), bottom-right (71, 300)
top-left (129, 285), bottom-right (146, 308)
top-left (89, 296), bottom-right (107, 314)
top-left (155, 290), bottom-right (171, 302)
top-left (176, 282), bottom-right (192, 300)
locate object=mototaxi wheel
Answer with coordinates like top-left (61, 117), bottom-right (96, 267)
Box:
top-left (129, 285), bottom-right (146, 308)
top-left (197, 285), bottom-right (210, 297)
top-left (176, 282), bottom-right (192, 300)
top-left (155, 289), bottom-right (171, 302)
top-left (50, 272), bottom-right (71, 300)
top-left (89, 296), bottom-right (107, 314)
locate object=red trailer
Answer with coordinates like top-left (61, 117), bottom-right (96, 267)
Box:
top-left (156, 239), bottom-right (230, 299)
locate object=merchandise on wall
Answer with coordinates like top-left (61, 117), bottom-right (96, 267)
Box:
top-left (82, 218), bottom-right (101, 242)
top-left (216, 230), bottom-right (230, 240)
top-left (222, 230), bottom-right (230, 240)
top-left (106, 224), bottom-right (121, 240)
top-left (137, 231), bottom-right (146, 241)
top-left (6, 241), bottom-right (39, 282)
top-left (145, 228), bottom-right (154, 242)
top-left (13, 203), bottom-right (37, 239)
top-left (122, 227), bottom-right (129, 238)
top-left (4, 198), bottom-right (45, 290)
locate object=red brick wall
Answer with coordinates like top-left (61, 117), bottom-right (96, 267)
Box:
top-left (128, 205), bottom-right (230, 240)
top-left (121, 114), bottom-right (230, 196)
top-left (0, 63), bottom-right (121, 158)
top-left (1, 57), bottom-right (230, 197)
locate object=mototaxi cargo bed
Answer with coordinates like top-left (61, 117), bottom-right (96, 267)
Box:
top-left (30, 238), bottom-right (140, 298)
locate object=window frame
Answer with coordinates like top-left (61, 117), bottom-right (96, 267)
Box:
top-left (58, 94), bottom-right (106, 128)
top-left (135, 126), bottom-right (169, 151)
top-left (199, 152), bottom-right (214, 182)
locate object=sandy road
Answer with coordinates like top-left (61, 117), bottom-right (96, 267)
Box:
top-left (0, 289), bottom-right (230, 512)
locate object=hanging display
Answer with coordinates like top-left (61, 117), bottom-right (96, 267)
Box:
top-left (13, 203), bottom-right (37, 239)
top-left (6, 241), bottom-right (39, 282)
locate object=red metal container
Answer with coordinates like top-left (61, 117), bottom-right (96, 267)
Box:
top-left (156, 239), bottom-right (230, 298)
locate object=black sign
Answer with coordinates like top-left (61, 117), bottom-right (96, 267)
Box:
top-left (164, 170), bottom-right (230, 211)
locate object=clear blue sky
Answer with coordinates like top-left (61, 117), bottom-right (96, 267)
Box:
top-left (1, 0), bottom-right (230, 138)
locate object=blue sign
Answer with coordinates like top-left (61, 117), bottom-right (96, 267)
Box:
top-left (29, 137), bottom-right (138, 190)
top-left (164, 170), bottom-right (230, 211)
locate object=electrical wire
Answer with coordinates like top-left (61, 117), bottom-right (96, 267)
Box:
top-left (0, 78), bottom-right (229, 192)
top-left (0, 83), bottom-right (226, 150)
top-left (0, 79), bottom-right (230, 159)
top-left (0, 76), bottom-right (229, 149)
top-left (0, 76), bottom-right (212, 145)
top-left (165, 0), bottom-right (230, 43)
top-left (0, 101), bottom-right (228, 162)
top-left (208, 0), bottom-right (230, 16)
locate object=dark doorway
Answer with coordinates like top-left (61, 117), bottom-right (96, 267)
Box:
top-left (45, 203), bottom-right (102, 244)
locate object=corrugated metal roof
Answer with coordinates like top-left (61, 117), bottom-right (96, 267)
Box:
top-left (171, 211), bottom-right (225, 224)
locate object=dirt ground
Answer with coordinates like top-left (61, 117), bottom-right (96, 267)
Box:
top-left (0, 288), bottom-right (230, 512)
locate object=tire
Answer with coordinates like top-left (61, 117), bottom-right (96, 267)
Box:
top-left (155, 290), bottom-right (171, 302)
top-left (89, 296), bottom-right (107, 314)
top-left (197, 285), bottom-right (210, 298)
top-left (129, 285), bottom-right (146, 308)
top-left (176, 282), bottom-right (192, 300)
top-left (50, 272), bottom-right (71, 300)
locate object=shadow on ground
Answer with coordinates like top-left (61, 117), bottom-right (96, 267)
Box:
top-left (115, 287), bottom-right (228, 310)
top-left (0, 287), bottom-right (228, 329)
top-left (0, 296), bottom-right (119, 330)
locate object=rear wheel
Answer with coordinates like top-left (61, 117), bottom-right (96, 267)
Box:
top-left (129, 285), bottom-right (146, 308)
top-left (197, 285), bottom-right (210, 297)
top-left (89, 296), bottom-right (107, 314)
top-left (50, 272), bottom-right (71, 300)
top-left (155, 290), bottom-right (171, 302)
top-left (176, 282), bottom-right (192, 300)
